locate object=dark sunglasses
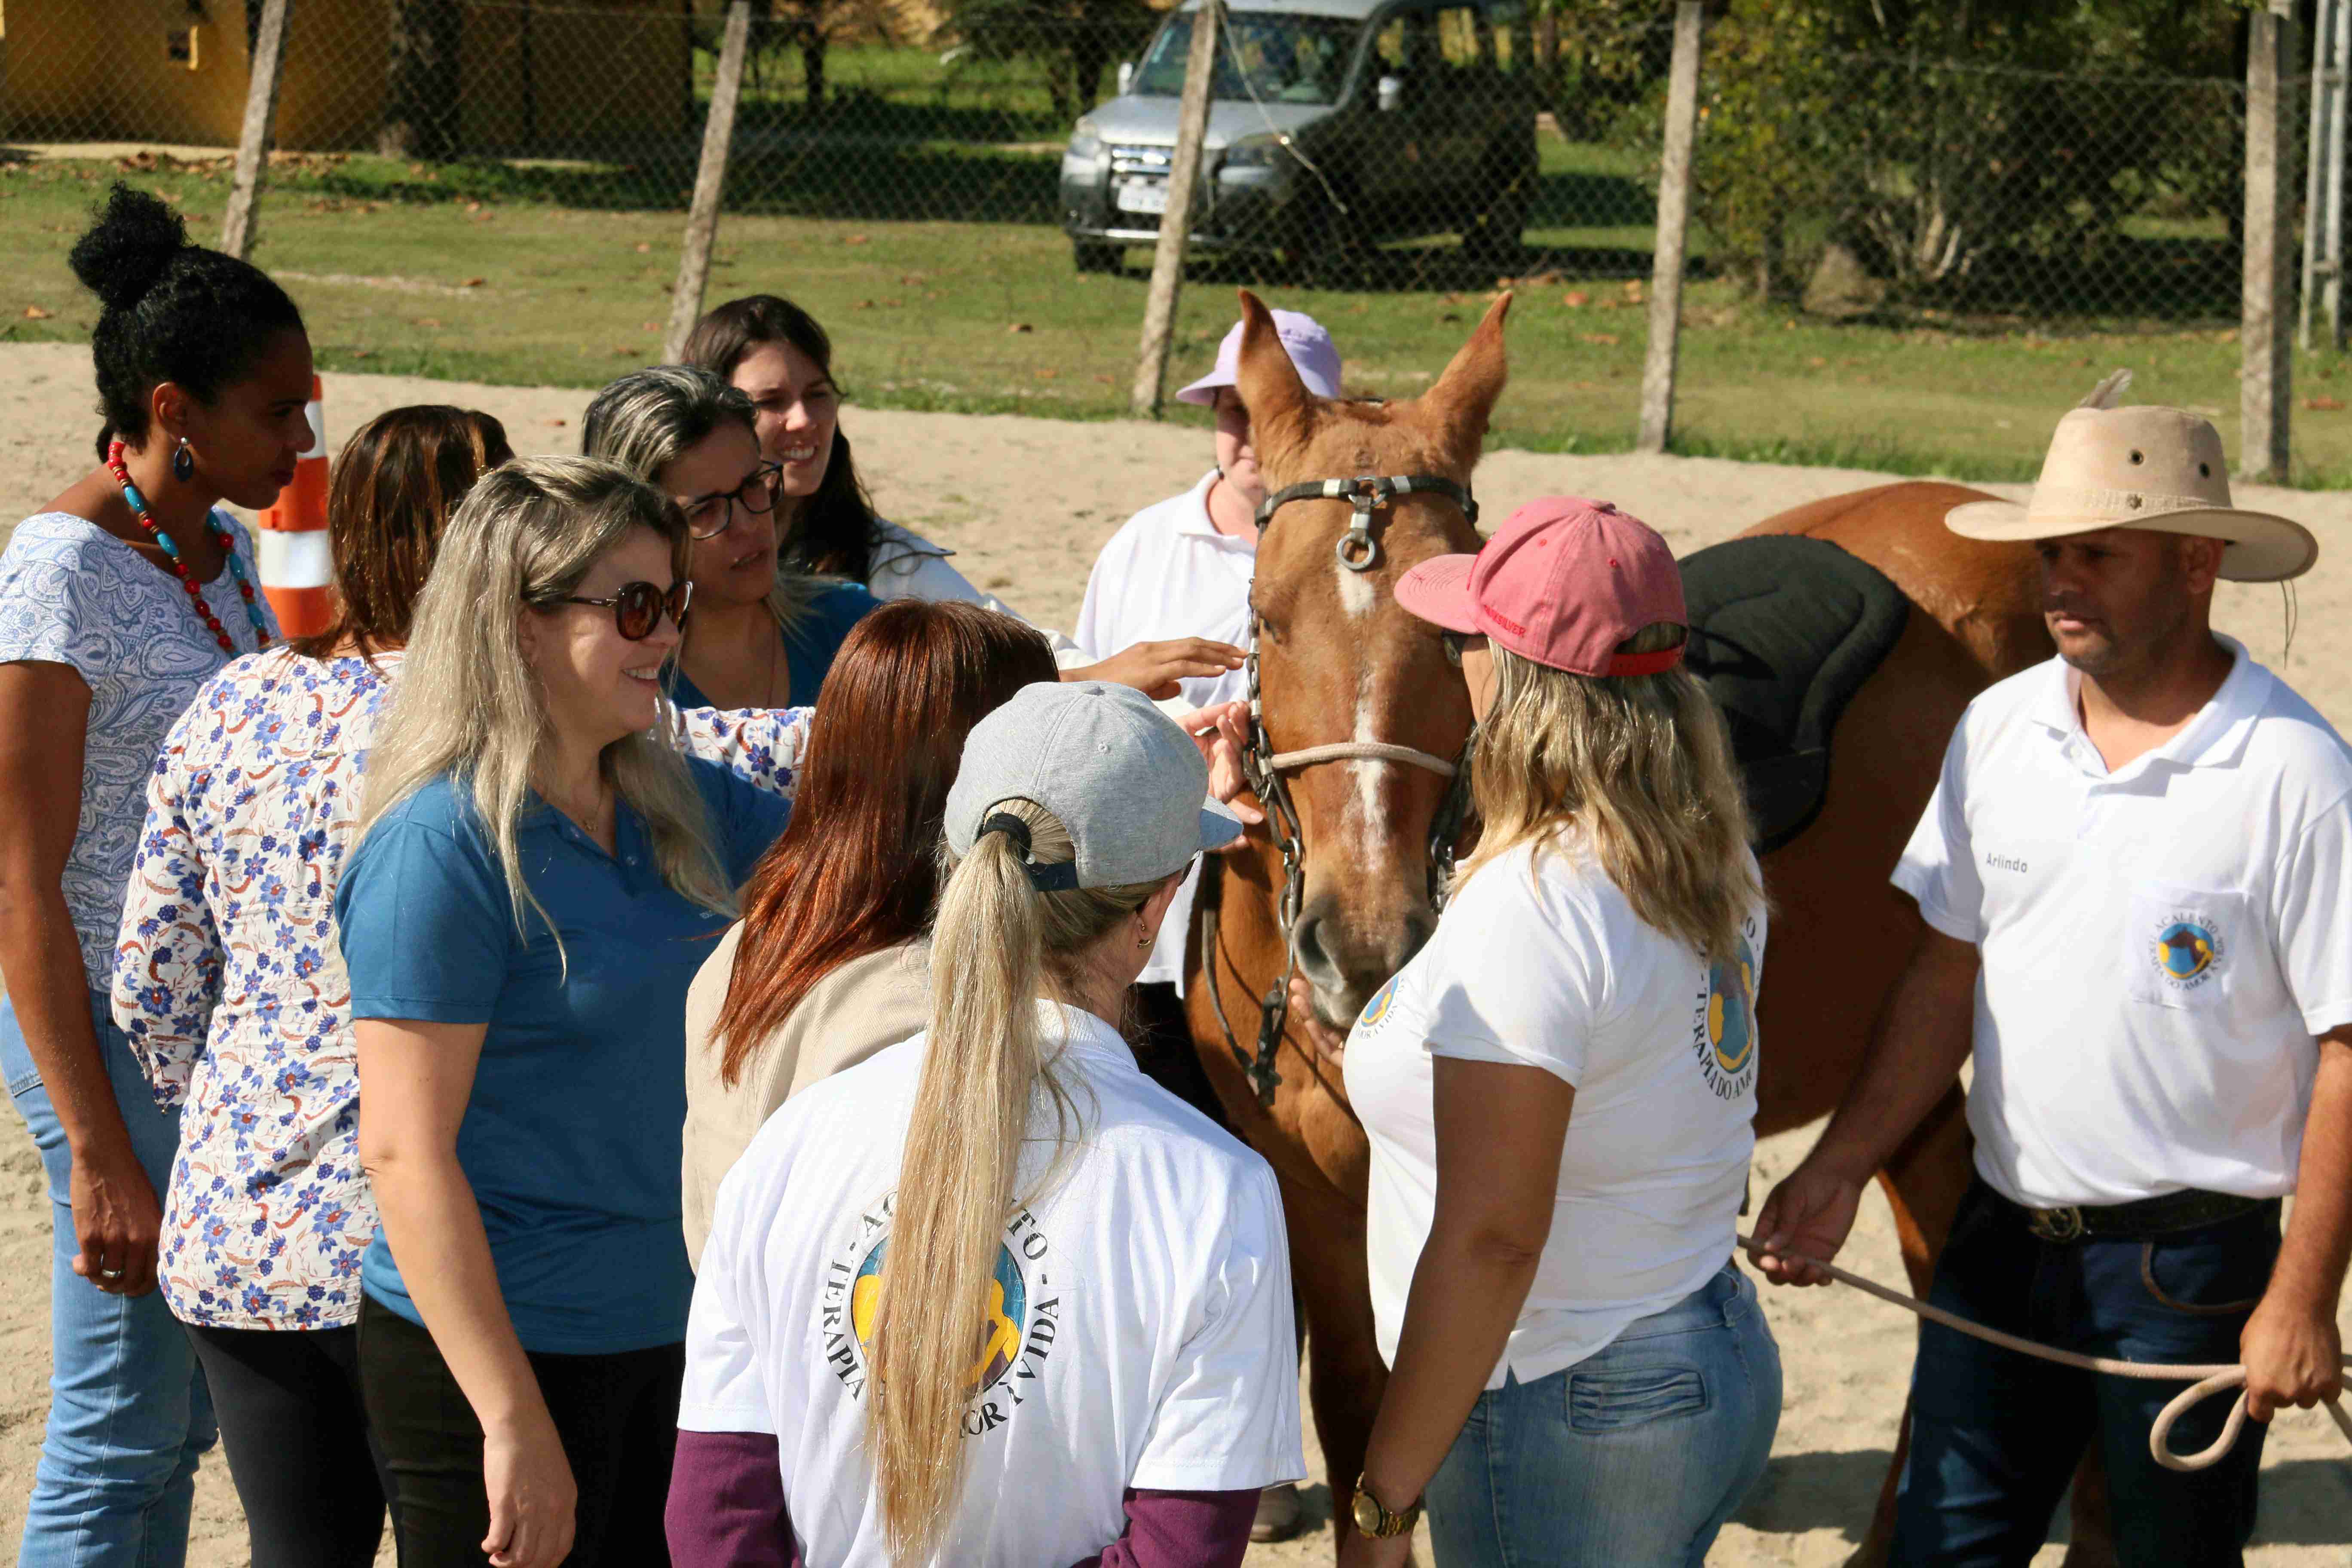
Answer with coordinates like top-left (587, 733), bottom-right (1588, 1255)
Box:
top-left (557, 580), bottom-right (692, 640)
top-left (1440, 629), bottom-right (1486, 668)
top-left (682, 461), bottom-right (783, 540)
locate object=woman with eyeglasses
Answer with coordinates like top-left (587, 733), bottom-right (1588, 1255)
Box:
top-left (335, 456), bottom-right (791, 1568)
top-left (583, 364), bottom-right (876, 710)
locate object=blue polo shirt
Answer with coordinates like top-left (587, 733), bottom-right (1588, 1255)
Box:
top-left (335, 758), bottom-right (788, 1354)
top-left (669, 581), bottom-right (878, 710)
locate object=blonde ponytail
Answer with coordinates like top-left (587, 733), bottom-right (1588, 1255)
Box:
top-left (865, 799), bottom-right (1167, 1564)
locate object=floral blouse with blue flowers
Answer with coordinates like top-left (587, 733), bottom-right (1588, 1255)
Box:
top-left (110, 646), bottom-right (810, 1330)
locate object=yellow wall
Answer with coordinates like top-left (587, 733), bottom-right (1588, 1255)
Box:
top-left (3, 0), bottom-right (686, 151)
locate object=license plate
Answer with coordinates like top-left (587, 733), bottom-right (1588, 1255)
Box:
top-left (1117, 180), bottom-right (1170, 215)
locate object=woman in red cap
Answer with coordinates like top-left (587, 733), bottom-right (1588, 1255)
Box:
top-left (1324, 499), bottom-right (1783, 1568)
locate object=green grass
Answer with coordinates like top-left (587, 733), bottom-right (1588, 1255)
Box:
top-left (9, 153), bottom-right (2351, 486)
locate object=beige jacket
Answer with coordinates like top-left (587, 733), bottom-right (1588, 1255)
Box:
top-left (681, 925), bottom-right (931, 1268)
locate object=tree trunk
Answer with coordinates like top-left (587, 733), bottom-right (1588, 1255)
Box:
top-left (380, 0), bottom-right (463, 160)
top-left (1071, 29), bottom-right (1114, 113)
top-left (801, 29), bottom-right (827, 110)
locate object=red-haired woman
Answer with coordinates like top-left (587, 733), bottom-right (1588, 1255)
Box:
top-left (679, 598), bottom-right (1253, 1264)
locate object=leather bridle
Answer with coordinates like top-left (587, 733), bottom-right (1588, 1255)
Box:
top-left (1203, 472), bottom-right (1480, 1108)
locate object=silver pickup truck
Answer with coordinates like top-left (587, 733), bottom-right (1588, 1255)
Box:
top-left (1058, 0), bottom-right (1538, 273)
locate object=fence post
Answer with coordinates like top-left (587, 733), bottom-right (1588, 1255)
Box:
top-left (2242, 0), bottom-right (2295, 483)
top-left (1130, 0), bottom-right (1220, 420)
top-left (1635, 1), bottom-right (1704, 454)
top-left (219, 0), bottom-right (294, 261)
top-left (662, 0), bottom-right (753, 365)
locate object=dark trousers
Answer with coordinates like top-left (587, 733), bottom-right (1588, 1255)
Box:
top-left (358, 1294), bottom-right (683, 1568)
top-left (183, 1321), bottom-right (387, 1568)
top-left (1891, 1179), bottom-right (2280, 1568)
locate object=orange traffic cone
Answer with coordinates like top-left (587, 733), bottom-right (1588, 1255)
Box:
top-left (257, 376), bottom-right (334, 637)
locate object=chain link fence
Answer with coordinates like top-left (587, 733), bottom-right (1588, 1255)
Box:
top-left (0, 3), bottom-right (2316, 460)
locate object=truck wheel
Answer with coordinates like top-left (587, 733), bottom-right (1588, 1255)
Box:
top-left (1073, 240), bottom-right (1124, 274)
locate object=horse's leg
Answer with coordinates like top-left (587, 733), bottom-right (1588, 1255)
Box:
top-left (1275, 1162), bottom-right (1385, 1557)
top-left (1838, 1084), bottom-right (1972, 1567)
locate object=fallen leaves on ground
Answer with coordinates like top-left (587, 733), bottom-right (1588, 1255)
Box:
top-left (22, 305), bottom-right (51, 320)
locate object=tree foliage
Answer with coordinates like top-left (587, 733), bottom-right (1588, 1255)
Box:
top-left (940, 0), bottom-right (1164, 124)
top-left (1648, 0), bottom-right (2252, 303)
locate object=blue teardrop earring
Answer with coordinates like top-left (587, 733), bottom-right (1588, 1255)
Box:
top-left (171, 438), bottom-right (195, 483)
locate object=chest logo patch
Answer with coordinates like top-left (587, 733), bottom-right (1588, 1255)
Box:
top-left (819, 1194), bottom-right (1065, 1438)
top-left (1690, 922), bottom-right (1761, 1101)
top-left (2153, 916), bottom-right (2224, 989)
top-left (1357, 974), bottom-right (1400, 1036)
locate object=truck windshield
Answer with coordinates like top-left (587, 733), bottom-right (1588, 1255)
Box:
top-left (1133, 11), bottom-right (1362, 106)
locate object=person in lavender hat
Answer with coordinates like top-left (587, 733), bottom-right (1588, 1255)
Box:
top-left (1071, 304), bottom-right (1341, 1541)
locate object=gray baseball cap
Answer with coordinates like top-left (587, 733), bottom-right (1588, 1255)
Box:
top-left (945, 681), bottom-right (1243, 888)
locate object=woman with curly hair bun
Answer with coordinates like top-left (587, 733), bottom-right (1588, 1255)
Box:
top-left (0, 181), bottom-right (312, 1567)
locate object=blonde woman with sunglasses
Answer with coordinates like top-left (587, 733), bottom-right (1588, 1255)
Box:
top-left (337, 458), bottom-right (791, 1568)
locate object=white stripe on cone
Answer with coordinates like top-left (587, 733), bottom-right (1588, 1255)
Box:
top-left (258, 527), bottom-right (335, 590)
top-left (301, 398), bottom-right (326, 458)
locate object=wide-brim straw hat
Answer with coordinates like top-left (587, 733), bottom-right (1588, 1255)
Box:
top-left (1945, 387), bottom-right (2317, 582)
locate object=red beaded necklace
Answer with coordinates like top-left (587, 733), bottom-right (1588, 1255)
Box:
top-left (104, 440), bottom-right (272, 657)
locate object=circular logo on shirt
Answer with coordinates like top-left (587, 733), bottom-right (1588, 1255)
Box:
top-left (2156, 920), bottom-right (2219, 984)
top-left (850, 1236), bottom-right (1030, 1395)
top-left (1690, 924), bottom-right (1761, 1102)
top-left (1357, 974), bottom-right (1400, 1035)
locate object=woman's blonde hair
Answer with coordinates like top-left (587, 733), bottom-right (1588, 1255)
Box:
top-left (866, 799), bottom-right (1169, 1564)
top-left (355, 456), bottom-right (737, 961)
top-left (1461, 623), bottom-right (1761, 962)
top-left (580, 363), bottom-right (821, 639)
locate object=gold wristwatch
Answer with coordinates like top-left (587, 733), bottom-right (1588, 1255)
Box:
top-left (1350, 1474), bottom-right (1422, 1539)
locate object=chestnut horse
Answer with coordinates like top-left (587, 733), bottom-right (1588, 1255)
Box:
top-left (1183, 291), bottom-right (2061, 1561)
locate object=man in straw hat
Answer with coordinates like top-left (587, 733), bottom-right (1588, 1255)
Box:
top-left (1754, 385), bottom-right (2351, 1565)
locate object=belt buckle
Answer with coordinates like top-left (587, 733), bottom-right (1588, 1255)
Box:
top-left (2027, 1204), bottom-right (2085, 1243)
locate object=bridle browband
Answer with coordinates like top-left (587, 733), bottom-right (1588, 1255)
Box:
top-left (1254, 473), bottom-right (1480, 571)
top-left (1206, 472), bottom-right (1480, 1109)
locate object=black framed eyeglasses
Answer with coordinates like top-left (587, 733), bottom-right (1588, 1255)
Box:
top-left (681, 462), bottom-right (783, 540)
top-left (1440, 630), bottom-right (1486, 668)
top-left (557, 580), bottom-right (692, 640)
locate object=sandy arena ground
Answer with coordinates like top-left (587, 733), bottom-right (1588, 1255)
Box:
top-left (1, 341), bottom-right (2348, 1564)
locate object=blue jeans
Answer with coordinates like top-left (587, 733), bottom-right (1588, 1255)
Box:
top-left (1426, 1262), bottom-right (1782, 1567)
top-left (1892, 1179), bottom-right (2278, 1568)
top-left (2, 990), bottom-right (216, 1568)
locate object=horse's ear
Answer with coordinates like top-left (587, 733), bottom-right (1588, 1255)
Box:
top-left (1417, 292), bottom-right (1512, 462)
top-left (1233, 289), bottom-right (1314, 451)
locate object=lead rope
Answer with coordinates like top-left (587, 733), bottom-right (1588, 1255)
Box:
top-left (1730, 1232), bottom-right (2352, 1472)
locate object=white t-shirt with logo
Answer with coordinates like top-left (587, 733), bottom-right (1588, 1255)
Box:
top-left (1075, 472), bottom-right (1258, 989)
top-left (680, 1000), bottom-right (1305, 1568)
top-left (1345, 835), bottom-right (1766, 1389)
top-left (1894, 638), bottom-right (2352, 1209)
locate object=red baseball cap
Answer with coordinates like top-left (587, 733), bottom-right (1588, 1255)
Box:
top-left (1395, 497), bottom-right (1686, 677)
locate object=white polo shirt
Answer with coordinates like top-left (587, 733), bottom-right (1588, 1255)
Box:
top-left (1346, 836), bottom-right (1766, 1388)
top-left (1076, 471), bottom-right (1257, 987)
top-left (680, 1000), bottom-right (1305, 1568)
top-left (1895, 637), bottom-right (2352, 1209)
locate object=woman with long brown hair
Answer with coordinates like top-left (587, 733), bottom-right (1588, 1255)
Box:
top-left (671, 681), bottom-right (1302, 1567)
top-left (680, 598), bottom-right (1056, 1263)
top-left (679, 294), bottom-right (1243, 697)
top-left (110, 405), bottom-right (510, 1565)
